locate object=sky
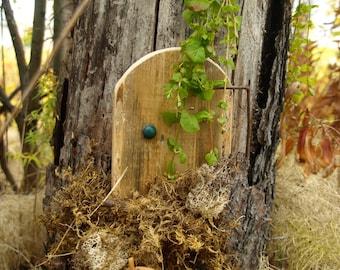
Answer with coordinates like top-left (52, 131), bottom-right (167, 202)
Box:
top-left (309, 0), bottom-right (338, 48)
top-left (0, 0), bottom-right (53, 47)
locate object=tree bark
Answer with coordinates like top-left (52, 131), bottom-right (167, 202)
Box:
top-left (45, 0), bottom-right (187, 210)
top-left (226, 0), bottom-right (291, 268)
top-left (53, 0), bottom-right (74, 76)
top-left (46, 0), bottom-right (291, 269)
top-left (47, 0), bottom-right (187, 178)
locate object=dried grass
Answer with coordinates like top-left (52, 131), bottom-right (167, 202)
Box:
top-left (0, 192), bottom-right (47, 269)
top-left (44, 158), bottom-right (240, 269)
top-left (268, 156), bottom-right (340, 269)
top-left (2, 153), bottom-right (338, 269)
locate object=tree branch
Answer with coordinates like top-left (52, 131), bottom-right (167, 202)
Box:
top-left (0, 140), bottom-right (18, 192)
top-left (0, 85), bottom-right (14, 112)
top-left (2, 0), bottom-right (28, 88)
top-left (29, 0), bottom-right (46, 79)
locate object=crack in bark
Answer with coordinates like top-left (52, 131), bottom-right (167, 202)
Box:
top-left (53, 79), bottom-right (68, 166)
top-left (249, 0), bottom-right (287, 186)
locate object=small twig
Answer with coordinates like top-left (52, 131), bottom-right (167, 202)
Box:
top-left (34, 218), bottom-right (75, 268)
top-left (35, 162), bottom-right (125, 269)
top-left (36, 165), bottom-right (129, 270)
top-left (208, 101), bottom-right (214, 152)
top-left (128, 257), bottom-right (135, 270)
top-left (214, 85), bottom-right (250, 90)
top-left (267, 235), bottom-right (288, 241)
top-left (46, 252), bottom-right (74, 258)
top-left (51, 220), bottom-right (75, 256)
top-left (88, 166), bottom-right (128, 217)
top-left (36, 219), bottom-right (76, 267)
top-left (0, 243), bottom-right (35, 269)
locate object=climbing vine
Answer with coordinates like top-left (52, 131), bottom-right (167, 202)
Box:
top-left (162, 0), bottom-right (241, 179)
top-left (11, 71), bottom-right (58, 182)
top-left (279, 2), bottom-right (340, 177)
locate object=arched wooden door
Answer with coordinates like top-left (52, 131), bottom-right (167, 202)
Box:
top-left (112, 47), bottom-right (233, 196)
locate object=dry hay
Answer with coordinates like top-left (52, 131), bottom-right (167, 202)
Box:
top-left (45, 158), bottom-right (240, 269)
top-left (268, 156), bottom-right (340, 269)
top-left (258, 254), bottom-right (275, 270)
top-left (0, 192), bottom-right (47, 269)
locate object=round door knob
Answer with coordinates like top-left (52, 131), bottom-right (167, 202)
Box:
top-left (143, 125), bottom-right (157, 139)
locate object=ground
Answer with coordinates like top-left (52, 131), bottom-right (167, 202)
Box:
top-left (0, 129), bottom-right (339, 269)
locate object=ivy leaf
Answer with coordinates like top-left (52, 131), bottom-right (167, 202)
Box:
top-left (199, 87), bottom-right (215, 101)
top-left (205, 148), bottom-right (218, 165)
top-left (180, 109), bottom-right (200, 132)
top-left (164, 83), bottom-right (175, 99)
top-left (183, 9), bottom-right (194, 24)
top-left (178, 87), bottom-right (189, 99)
top-left (185, 0), bottom-right (210, 12)
top-left (171, 72), bottom-right (182, 82)
top-left (214, 80), bottom-right (225, 88)
top-left (226, 58), bottom-right (235, 70)
top-left (179, 151), bottom-right (187, 164)
top-left (195, 110), bottom-right (213, 122)
top-left (183, 38), bottom-right (206, 64)
top-left (162, 111), bottom-right (180, 125)
top-left (292, 89), bottom-right (304, 103)
top-left (217, 100), bottom-right (228, 110)
top-left (167, 137), bottom-right (176, 151)
top-left (232, 4), bottom-right (240, 13)
top-left (307, 87), bottom-right (315, 96)
top-left (217, 116), bottom-right (227, 126)
top-left (210, 0), bottom-right (221, 15)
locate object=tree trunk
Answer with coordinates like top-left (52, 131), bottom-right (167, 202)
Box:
top-left (53, 0), bottom-right (74, 76)
top-left (45, 0), bottom-right (188, 224)
top-left (46, 0), bottom-right (187, 193)
top-left (226, 0), bottom-right (291, 268)
top-left (45, 0), bottom-right (291, 269)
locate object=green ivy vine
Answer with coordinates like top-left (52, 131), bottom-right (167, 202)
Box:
top-left (162, 0), bottom-right (241, 179)
top-left (287, 2), bottom-right (318, 102)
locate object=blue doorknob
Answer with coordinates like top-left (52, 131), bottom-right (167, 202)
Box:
top-left (143, 125), bottom-right (157, 139)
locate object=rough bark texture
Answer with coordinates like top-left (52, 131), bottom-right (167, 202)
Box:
top-left (53, 0), bottom-right (74, 76)
top-left (54, 0), bottom-right (186, 171)
top-left (45, 0), bottom-right (291, 269)
top-left (227, 0), bottom-right (291, 268)
top-left (45, 0), bottom-right (187, 208)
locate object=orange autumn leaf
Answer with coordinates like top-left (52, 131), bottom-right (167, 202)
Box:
top-left (277, 136), bottom-right (295, 168)
top-left (321, 137), bottom-right (334, 164)
top-left (297, 126), bottom-right (309, 162)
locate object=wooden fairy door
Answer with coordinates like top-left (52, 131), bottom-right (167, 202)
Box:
top-left (112, 47), bottom-right (232, 197)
